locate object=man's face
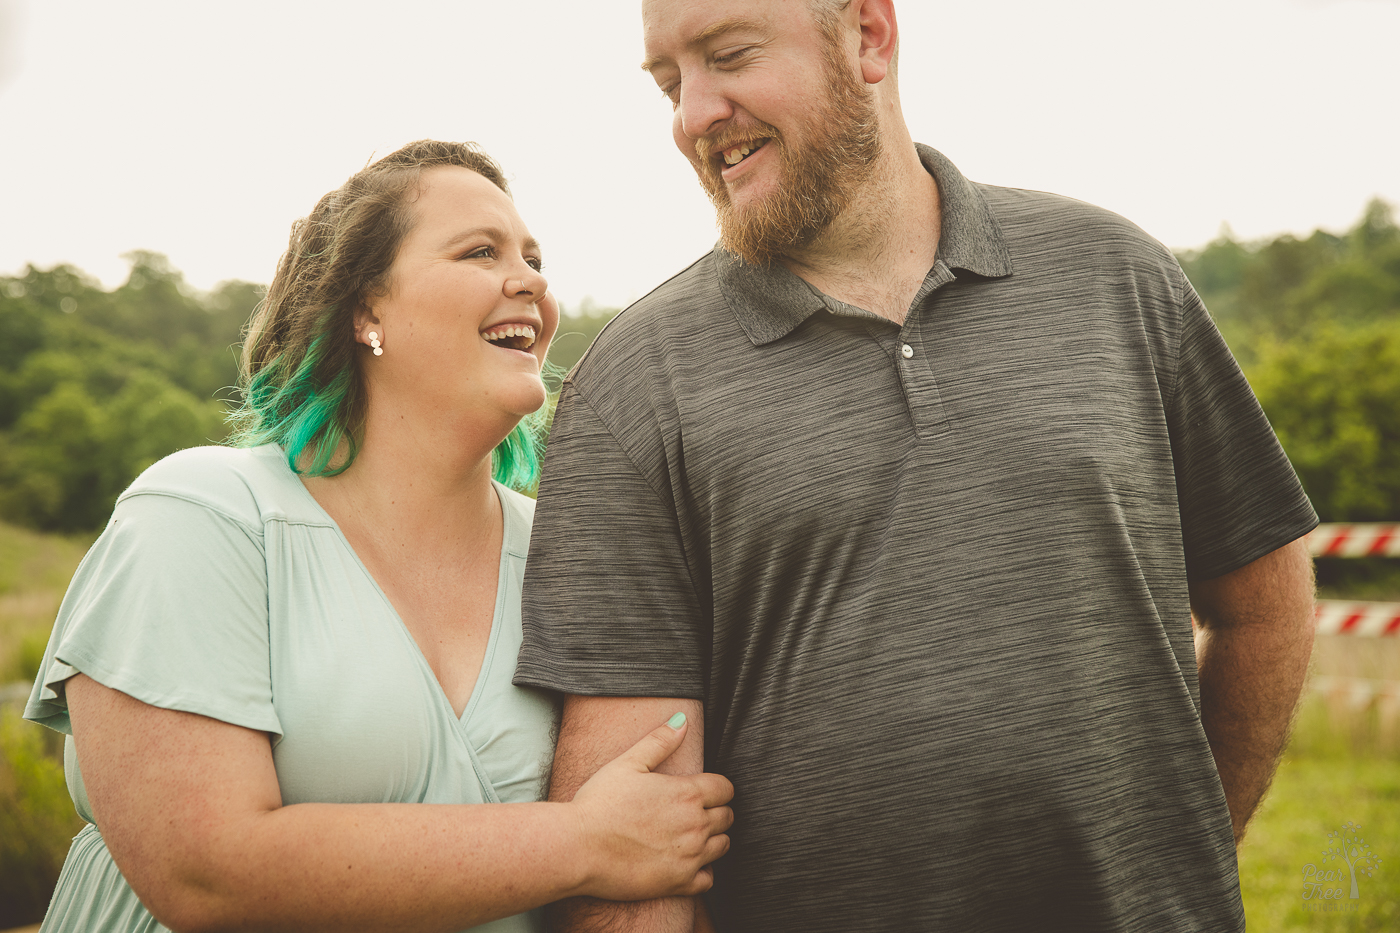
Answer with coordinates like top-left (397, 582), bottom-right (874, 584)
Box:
top-left (642, 0), bottom-right (881, 265)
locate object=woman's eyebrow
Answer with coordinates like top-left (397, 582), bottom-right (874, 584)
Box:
top-left (440, 227), bottom-right (541, 254)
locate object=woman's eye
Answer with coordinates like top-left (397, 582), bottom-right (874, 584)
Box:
top-left (527, 257), bottom-right (544, 272)
top-left (466, 246), bottom-right (494, 260)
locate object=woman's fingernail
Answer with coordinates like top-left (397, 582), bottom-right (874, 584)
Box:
top-left (667, 711), bottom-right (687, 730)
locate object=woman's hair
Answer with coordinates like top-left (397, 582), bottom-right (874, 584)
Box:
top-left (226, 139), bottom-right (545, 489)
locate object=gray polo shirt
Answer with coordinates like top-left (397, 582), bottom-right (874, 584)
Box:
top-left (516, 146), bottom-right (1316, 932)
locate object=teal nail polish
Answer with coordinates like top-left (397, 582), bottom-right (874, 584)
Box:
top-left (667, 711), bottom-right (687, 730)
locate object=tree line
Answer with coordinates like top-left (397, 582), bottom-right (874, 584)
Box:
top-left (1179, 198), bottom-right (1400, 526)
top-left (2, 201), bottom-right (1397, 534)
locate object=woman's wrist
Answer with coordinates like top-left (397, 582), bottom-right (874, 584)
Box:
top-left (551, 799), bottom-right (604, 900)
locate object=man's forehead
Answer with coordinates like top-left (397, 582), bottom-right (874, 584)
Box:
top-left (641, 15), bottom-right (770, 71)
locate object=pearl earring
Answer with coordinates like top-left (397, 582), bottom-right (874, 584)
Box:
top-left (367, 331), bottom-right (383, 356)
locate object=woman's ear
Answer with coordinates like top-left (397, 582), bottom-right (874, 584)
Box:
top-left (354, 308), bottom-right (384, 355)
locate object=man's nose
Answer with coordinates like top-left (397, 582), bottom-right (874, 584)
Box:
top-left (676, 72), bottom-right (733, 140)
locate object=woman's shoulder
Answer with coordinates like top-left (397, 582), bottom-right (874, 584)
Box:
top-left (495, 483), bottom-right (536, 558)
top-left (120, 444), bottom-right (326, 530)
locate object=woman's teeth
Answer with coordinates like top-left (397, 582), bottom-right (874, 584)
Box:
top-left (483, 324), bottom-right (536, 350)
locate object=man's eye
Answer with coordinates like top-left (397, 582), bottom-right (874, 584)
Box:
top-left (714, 47), bottom-right (753, 66)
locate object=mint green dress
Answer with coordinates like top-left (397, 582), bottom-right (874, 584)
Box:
top-left (24, 444), bottom-right (557, 932)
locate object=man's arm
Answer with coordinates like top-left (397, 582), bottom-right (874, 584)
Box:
top-left (1191, 537), bottom-right (1315, 845)
top-left (547, 695), bottom-right (707, 933)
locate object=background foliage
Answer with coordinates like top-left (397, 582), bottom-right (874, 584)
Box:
top-left (0, 253), bottom-right (259, 532)
top-left (0, 707), bottom-right (85, 928)
top-left (3, 201), bottom-right (1395, 538)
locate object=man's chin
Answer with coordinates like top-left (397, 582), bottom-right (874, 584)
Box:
top-left (717, 213), bottom-right (798, 267)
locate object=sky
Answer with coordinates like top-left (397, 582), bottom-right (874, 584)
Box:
top-left (0, 0), bottom-right (1397, 313)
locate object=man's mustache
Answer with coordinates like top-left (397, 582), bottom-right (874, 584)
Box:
top-left (695, 121), bottom-right (782, 164)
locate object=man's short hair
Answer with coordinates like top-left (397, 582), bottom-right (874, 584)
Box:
top-left (809, 0), bottom-right (850, 31)
top-left (809, 0), bottom-right (898, 76)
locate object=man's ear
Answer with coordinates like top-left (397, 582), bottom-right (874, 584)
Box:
top-left (853, 0), bottom-right (898, 85)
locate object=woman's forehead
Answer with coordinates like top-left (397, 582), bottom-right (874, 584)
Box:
top-left (407, 168), bottom-right (533, 245)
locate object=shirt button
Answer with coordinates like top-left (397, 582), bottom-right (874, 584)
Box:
top-left (900, 343), bottom-right (915, 359)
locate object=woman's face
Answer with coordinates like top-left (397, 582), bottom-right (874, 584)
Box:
top-left (364, 166), bottom-right (559, 426)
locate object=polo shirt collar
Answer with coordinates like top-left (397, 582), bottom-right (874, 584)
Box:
top-left (716, 144), bottom-right (1014, 347)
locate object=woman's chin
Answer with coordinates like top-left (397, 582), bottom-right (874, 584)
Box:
top-left (496, 382), bottom-right (549, 420)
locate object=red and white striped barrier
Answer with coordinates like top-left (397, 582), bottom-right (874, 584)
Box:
top-left (1315, 600), bottom-right (1400, 636)
top-left (1307, 524), bottom-right (1400, 558)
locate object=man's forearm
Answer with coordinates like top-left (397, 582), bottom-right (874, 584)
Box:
top-left (1192, 538), bottom-right (1315, 844)
top-left (546, 695), bottom-right (706, 933)
top-left (546, 893), bottom-right (693, 933)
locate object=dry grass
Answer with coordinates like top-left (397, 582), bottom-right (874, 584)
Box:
top-left (0, 523), bottom-right (94, 684)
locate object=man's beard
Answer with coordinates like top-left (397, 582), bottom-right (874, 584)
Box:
top-left (695, 44), bottom-right (882, 266)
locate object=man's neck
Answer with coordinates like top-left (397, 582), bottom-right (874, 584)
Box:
top-left (780, 139), bottom-right (941, 325)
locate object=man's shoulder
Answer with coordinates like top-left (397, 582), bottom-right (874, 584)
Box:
top-left (977, 182), bottom-right (1178, 266)
top-left (569, 248), bottom-right (735, 385)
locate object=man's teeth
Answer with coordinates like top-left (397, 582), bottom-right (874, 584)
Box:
top-left (723, 143), bottom-right (760, 166)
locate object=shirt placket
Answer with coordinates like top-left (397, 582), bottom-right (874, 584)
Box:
top-left (897, 262), bottom-right (955, 440)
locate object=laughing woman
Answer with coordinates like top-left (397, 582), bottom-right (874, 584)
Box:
top-left (24, 140), bottom-right (732, 932)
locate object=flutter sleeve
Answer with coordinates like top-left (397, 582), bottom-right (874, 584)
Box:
top-left (25, 489), bottom-right (281, 738)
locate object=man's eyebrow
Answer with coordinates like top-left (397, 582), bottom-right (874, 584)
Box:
top-left (640, 18), bottom-right (766, 73)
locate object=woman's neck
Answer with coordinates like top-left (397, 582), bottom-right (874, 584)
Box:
top-left (302, 405), bottom-right (511, 555)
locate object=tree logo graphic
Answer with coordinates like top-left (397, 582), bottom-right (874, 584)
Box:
top-left (1302, 821), bottom-right (1383, 902)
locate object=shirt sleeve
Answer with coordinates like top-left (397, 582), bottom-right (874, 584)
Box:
top-left (514, 384), bottom-right (708, 699)
top-left (24, 491), bottom-right (281, 737)
top-left (1167, 273), bottom-right (1318, 580)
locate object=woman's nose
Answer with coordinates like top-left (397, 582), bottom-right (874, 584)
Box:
top-left (505, 264), bottom-right (548, 299)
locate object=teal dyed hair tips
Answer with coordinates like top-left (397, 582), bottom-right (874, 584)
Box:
top-left (492, 418), bottom-right (543, 489)
top-left (229, 329), bottom-right (359, 477)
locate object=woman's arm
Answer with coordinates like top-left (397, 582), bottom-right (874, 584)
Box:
top-left (66, 674), bottom-right (732, 933)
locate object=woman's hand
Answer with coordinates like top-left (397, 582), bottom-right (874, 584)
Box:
top-left (570, 713), bottom-right (734, 901)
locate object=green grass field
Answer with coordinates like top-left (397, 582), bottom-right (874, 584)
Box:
top-left (1239, 696), bottom-right (1400, 931)
top-left (0, 519), bottom-right (1397, 928)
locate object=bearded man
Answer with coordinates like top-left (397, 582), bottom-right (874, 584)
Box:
top-left (514, 1), bottom-right (1318, 931)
